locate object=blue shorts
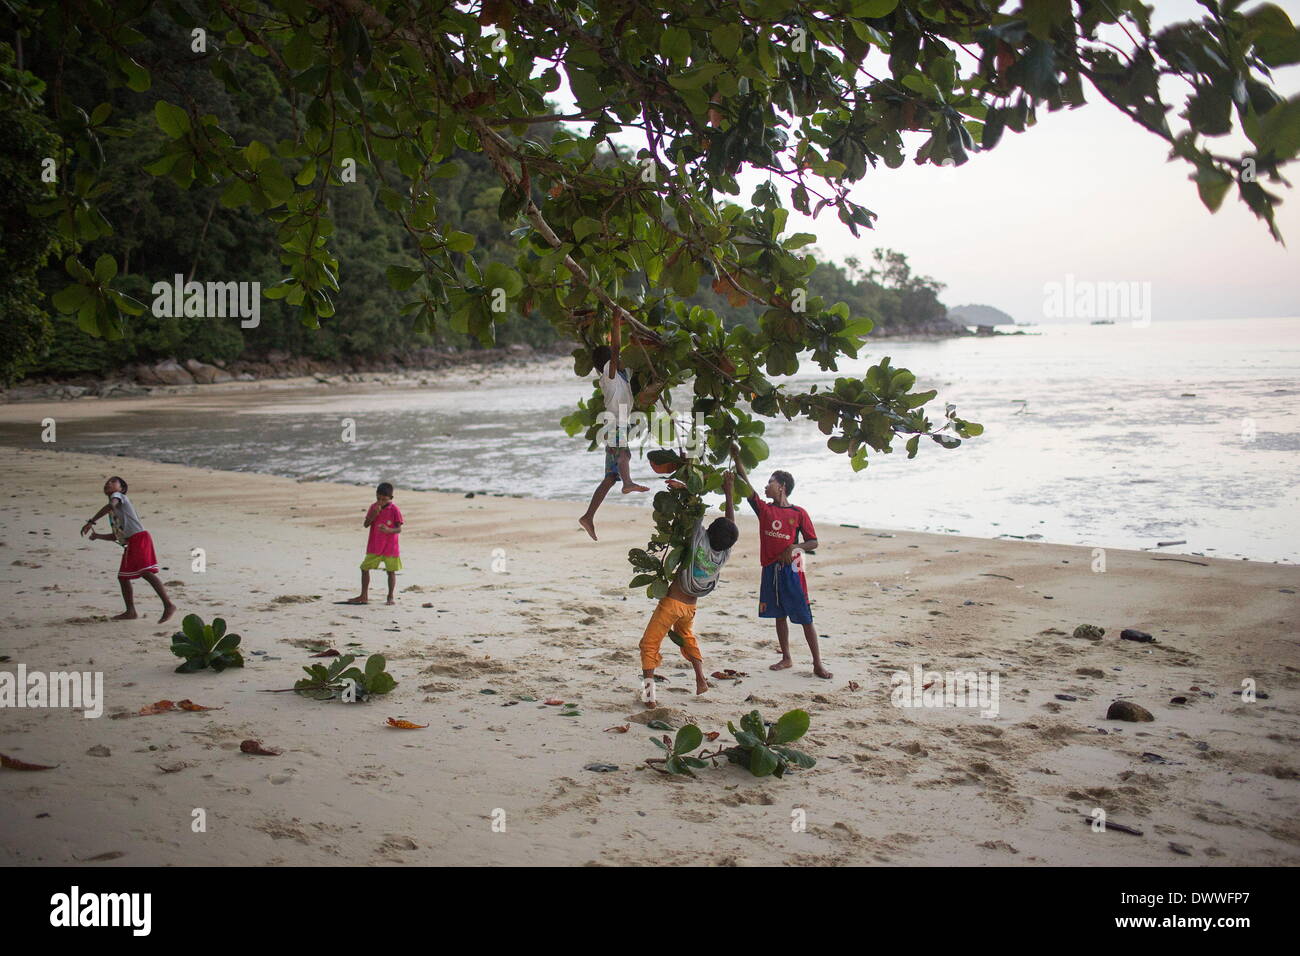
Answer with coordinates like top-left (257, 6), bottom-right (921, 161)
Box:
top-left (604, 446), bottom-right (625, 480)
top-left (759, 561), bottom-right (812, 625)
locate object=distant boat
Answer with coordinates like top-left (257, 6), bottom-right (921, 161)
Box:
top-left (1090, 319), bottom-right (1115, 325)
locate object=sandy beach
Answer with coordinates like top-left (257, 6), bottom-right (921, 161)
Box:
top-left (0, 442), bottom-right (1297, 866)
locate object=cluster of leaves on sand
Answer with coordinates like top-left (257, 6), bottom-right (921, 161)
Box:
top-left (294, 653), bottom-right (396, 701)
top-left (16, 0), bottom-right (1297, 578)
top-left (170, 614), bottom-right (243, 673)
top-left (648, 708), bottom-right (815, 778)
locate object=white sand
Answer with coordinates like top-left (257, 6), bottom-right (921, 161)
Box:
top-left (0, 445), bottom-right (1297, 866)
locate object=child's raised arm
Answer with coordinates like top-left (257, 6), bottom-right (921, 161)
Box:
top-left (81, 502), bottom-right (113, 538)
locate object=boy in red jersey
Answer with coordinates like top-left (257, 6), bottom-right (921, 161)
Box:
top-left (734, 460), bottom-right (832, 679)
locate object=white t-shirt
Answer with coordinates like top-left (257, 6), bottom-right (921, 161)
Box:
top-left (598, 362), bottom-right (634, 424)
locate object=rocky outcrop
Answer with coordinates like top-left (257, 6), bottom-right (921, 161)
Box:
top-left (152, 359), bottom-right (195, 386)
top-left (183, 358), bottom-right (234, 384)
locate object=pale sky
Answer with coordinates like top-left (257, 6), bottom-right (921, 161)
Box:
top-left (792, 0), bottom-right (1300, 324)
top-left (545, 0), bottom-right (1300, 323)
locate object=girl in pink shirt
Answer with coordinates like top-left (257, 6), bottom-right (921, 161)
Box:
top-left (343, 482), bottom-right (403, 605)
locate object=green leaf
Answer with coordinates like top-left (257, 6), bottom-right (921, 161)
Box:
top-left (673, 724), bottom-right (703, 755)
top-left (660, 27), bottom-right (692, 64)
top-left (749, 743), bottom-right (779, 777)
top-left (483, 261), bottom-right (523, 296)
top-left (386, 265), bottom-right (423, 291)
top-left (769, 709), bottom-right (810, 745)
top-left (52, 284), bottom-right (90, 313)
top-left (284, 29), bottom-right (316, 72)
top-left (446, 231), bottom-right (476, 253)
top-left (572, 216), bottom-right (603, 242)
top-left (93, 254), bottom-right (116, 283)
top-left (153, 100), bottom-right (190, 139)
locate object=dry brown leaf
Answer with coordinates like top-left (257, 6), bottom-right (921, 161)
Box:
top-left (704, 731), bottom-right (721, 742)
top-left (138, 699), bottom-right (176, 715)
top-left (176, 699), bottom-right (219, 712)
top-left (239, 739), bottom-right (281, 756)
top-left (386, 718), bottom-right (428, 729)
top-left (605, 724), bottom-right (630, 734)
top-left (544, 698), bottom-right (565, 706)
top-left (309, 648), bottom-right (340, 658)
top-left (1, 753), bottom-right (57, 771)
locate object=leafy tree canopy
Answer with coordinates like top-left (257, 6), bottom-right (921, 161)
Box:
top-left (12, 0), bottom-right (1298, 593)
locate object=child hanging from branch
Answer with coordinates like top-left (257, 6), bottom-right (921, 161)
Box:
top-left (638, 471), bottom-right (739, 704)
top-left (579, 309), bottom-right (649, 541)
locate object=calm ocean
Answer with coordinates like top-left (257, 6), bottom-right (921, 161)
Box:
top-left (7, 317), bottom-right (1297, 563)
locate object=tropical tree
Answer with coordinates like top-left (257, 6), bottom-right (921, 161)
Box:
top-left (11, 0), bottom-right (1298, 592)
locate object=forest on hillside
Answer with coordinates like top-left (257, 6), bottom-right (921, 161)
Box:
top-left (2, 8), bottom-right (957, 385)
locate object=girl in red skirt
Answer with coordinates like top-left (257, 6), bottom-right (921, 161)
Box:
top-left (81, 476), bottom-right (177, 623)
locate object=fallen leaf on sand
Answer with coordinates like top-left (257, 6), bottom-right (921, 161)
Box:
top-left (177, 699), bottom-right (219, 712)
top-left (704, 731), bottom-right (721, 742)
top-left (605, 724), bottom-right (630, 733)
top-left (239, 739), bottom-right (281, 756)
top-left (847, 681), bottom-right (861, 691)
top-left (422, 602), bottom-right (434, 608)
top-left (386, 718), bottom-right (428, 729)
top-left (922, 681), bottom-right (935, 691)
top-left (309, 649), bottom-right (340, 658)
top-left (1, 753), bottom-right (58, 771)
top-left (544, 698), bottom-right (565, 706)
top-left (711, 669), bottom-right (749, 680)
top-left (79, 851), bottom-right (125, 862)
top-left (139, 700), bottom-right (177, 715)
top-left (157, 762), bottom-right (190, 773)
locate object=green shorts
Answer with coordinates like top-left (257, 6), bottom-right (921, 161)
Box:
top-left (360, 553), bottom-right (402, 572)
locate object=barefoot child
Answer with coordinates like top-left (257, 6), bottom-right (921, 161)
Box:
top-left (578, 338), bottom-right (649, 541)
top-left (638, 473), bottom-right (738, 704)
top-left (80, 477), bottom-right (177, 623)
top-left (734, 461), bottom-right (832, 679)
top-left (344, 482), bottom-right (403, 605)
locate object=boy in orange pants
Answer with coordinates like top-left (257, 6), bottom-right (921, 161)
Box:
top-left (639, 473), bottom-right (737, 704)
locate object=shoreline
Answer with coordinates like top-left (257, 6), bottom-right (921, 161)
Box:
top-left (1, 447), bottom-right (1296, 866)
top-left (0, 387), bottom-right (1294, 567)
top-left (0, 327), bottom-right (974, 406)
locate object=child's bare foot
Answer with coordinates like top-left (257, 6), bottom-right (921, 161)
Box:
top-left (158, 604), bottom-right (177, 624)
top-left (813, 664), bottom-right (834, 679)
top-left (342, 596), bottom-right (368, 605)
top-left (621, 482), bottom-right (649, 494)
top-left (386, 598), bottom-right (395, 606)
top-left (578, 516), bottom-right (597, 541)
top-left (769, 657), bottom-right (793, 671)
top-left (112, 610), bottom-right (139, 620)
top-left (695, 675), bottom-right (710, 695)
